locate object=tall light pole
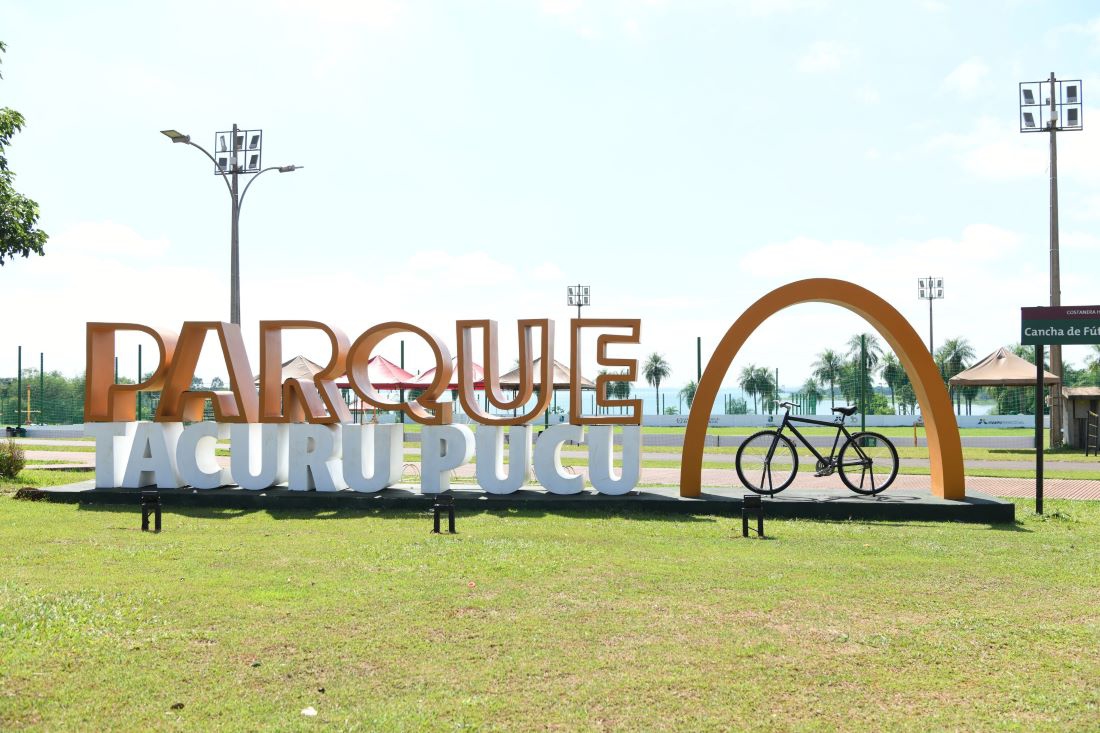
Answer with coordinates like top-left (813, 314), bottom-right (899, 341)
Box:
top-left (1020, 74), bottom-right (1082, 447)
top-left (567, 284), bottom-right (591, 319)
top-left (161, 126), bottom-right (302, 325)
top-left (917, 276), bottom-right (944, 356)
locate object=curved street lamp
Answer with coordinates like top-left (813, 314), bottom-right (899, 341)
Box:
top-left (161, 125), bottom-right (302, 325)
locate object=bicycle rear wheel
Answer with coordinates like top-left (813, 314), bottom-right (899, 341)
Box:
top-left (838, 432), bottom-right (898, 495)
top-left (735, 430), bottom-right (799, 495)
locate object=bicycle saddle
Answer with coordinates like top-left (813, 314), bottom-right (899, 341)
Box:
top-left (831, 405), bottom-right (858, 417)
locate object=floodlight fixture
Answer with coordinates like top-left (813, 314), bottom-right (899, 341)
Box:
top-left (160, 129), bottom-right (191, 143)
top-left (917, 276), bottom-right (944, 355)
top-left (1019, 76), bottom-right (1083, 133)
top-left (567, 284), bottom-right (591, 318)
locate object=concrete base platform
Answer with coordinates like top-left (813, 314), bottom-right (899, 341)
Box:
top-left (39, 481), bottom-right (1015, 523)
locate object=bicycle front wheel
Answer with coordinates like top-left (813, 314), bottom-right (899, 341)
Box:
top-left (735, 431), bottom-right (799, 495)
top-left (838, 432), bottom-right (899, 495)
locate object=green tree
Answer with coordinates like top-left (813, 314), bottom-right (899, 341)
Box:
top-left (880, 352), bottom-right (904, 414)
top-left (679, 380), bottom-right (697, 409)
top-left (725, 396), bottom-right (748, 415)
top-left (642, 353), bottom-right (671, 415)
top-left (609, 375), bottom-right (632, 415)
top-left (811, 349), bottom-right (843, 408)
top-left (754, 366), bottom-right (777, 413)
top-left (738, 364), bottom-right (759, 414)
top-left (738, 365), bottom-right (774, 414)
top-left (0, 42), bottom-right (48, 265)
top-left (800, 378), bottom-right (823, 413)
top-left (1086, 345), bottom-right (1100, 385)
top-left (935, 337), bottom-right (976, 415)
top-left (846, 333), bottom-right (884, 374)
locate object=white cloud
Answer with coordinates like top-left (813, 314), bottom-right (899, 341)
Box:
top-left (796, 41), bottom-right (855, 74)
top-left (1063, 231), bottom-right (1100, 251)
top-left (1056, 16), bottom-right (1100, 46)
top-left (942, 58), bottom-right (989, 96)
top-left (51, 220), bottom-right (172, 259)
top-left (540, 0), bottom-right (583, 16)
top-left (276, 0), bottom-right (402, 29)
top-left (928, 112), bottom-right (1100, 183)
top-left (739, 0), bottom-right (828, 16)
top-left (727, 225), bottom-right (1036, 381)
top-left (855, 85), bottom-right (880, 104)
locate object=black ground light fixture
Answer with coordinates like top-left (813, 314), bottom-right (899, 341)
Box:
top-left (141, 491), bottom-right (162, 533)
top-left (431, 494), bottom-right (457, 534)
top-left (742, 494), bottom-right (765, 538)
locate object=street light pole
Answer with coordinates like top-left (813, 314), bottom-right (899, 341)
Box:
top-left (161, 126), bottom-right (302, 325)
top-left (230, 124), bottom-right (241, 326)
top-left (1019, 73), bottom-right (1082, 448)
top-left (1047, 75), bottom-right (1062, 448)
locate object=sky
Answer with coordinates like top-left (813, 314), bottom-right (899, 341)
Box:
top-left (3, 0), bottom-right (1100, 400)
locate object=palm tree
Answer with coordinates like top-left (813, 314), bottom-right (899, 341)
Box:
top-left (800, 378), bottom-right (823, 414)
top-left (880, 352), bottom-right (904, 414)
top-left (643, 353), bottom-right (671, 415)
top-left (738, 364), bottom-right (759, 413)
top-left (846, 333), bottom-right (884, 374)
top-left (811, 349), bottom-right (843, 408)
top-left (936, 337), bottom-right (976, 415)
top-left (846, 334), bottom-right (884, 413)
top-left (608, 375), bottom-right (632, 415)
top-left (754, 366), bottom-right (777, 413)
top-left (680, 380), bottom-right (698, 409)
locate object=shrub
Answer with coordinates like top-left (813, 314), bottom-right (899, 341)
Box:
top-left (0, 438), bottom-right (26, 479)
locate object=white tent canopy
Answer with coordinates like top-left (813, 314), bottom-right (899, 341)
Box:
top-left (948, 347), bottom-right (1059, 387)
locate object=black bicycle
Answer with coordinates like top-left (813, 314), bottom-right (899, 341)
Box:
top-left (734, 402), bottom-right (899, 496)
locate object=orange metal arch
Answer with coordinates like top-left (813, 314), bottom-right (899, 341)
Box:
top-left (680, 279), bottom-right (965, 500)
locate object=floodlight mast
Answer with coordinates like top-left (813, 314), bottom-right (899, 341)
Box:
top-left (160, 124), bottom-right (302, 325)
top-left (567, 284), bottom-right (591, 319)
top-left (917, 277), bottom-right (943, 356)
top-left (1018, 72), bottom-right (1083, 448)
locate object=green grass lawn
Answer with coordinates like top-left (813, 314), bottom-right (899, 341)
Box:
top-left (1, 487), bottom-right (1098, 730)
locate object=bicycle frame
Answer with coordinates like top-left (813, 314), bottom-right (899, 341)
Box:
top-left (772, 411), bottom-right (855, 468)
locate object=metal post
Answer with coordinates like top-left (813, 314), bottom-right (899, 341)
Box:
top-left (16, 346), bottom-right (22, 426)
top-left (39, 352), bottom-right (44, 424)
top-left (1048, 73), bottom-right (1063, 449)
top-left (860, 335), bottom-right (867, 434)
top-left (696, 337), bottom-right (701, 382)
top-left (928, 289), bottom-right (934, 354)
top-left (137, 344), bottom-right (143, 421)
top-left (230, 123), bottom-right (241, 326)
top-left (399, 339), bottom-right (406, 424)
top-left (1036, 344), bottom-right (1045, 514)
